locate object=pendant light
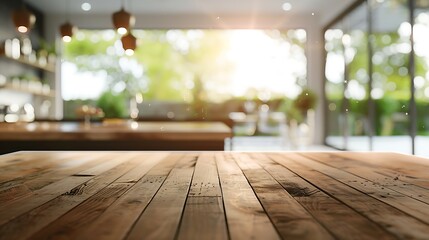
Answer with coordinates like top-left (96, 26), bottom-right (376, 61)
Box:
top-left (60, 22), bottom-right (76, 42)
top-left (121, 32), bottom-right (137, 56)
top-left (12, 5), bottom-right (36, 33)
top-left (59, 0), bottom-right (77, 42)
top-left (112, 0), bottom-right (135, 35)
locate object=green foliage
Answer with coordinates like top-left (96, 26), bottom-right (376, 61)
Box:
top-left (293, 89), bottom-right (318, 113)
top-left (325, 27), bottom-right (429, 136)
top-left (63, 29), bottom-right (306, 105)
top-left (286, 106), bottom-right (305, 124)
top-left (278, 89), bottom-right (317, 124)
top-left (96, 91), bottom-right (127, 118)
top-left (40, 38), bottom-right (56, 54)
top-left (375, 97), bottom-right (401, 117)
top-left (133, 31), bottom-right (191, 101)
top-left (349, 99), bottom-right (368, 116)
top-left (63, 32), bottom-right (114, 58)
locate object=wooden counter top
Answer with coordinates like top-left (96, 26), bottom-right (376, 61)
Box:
top-left (0, 151), bottom-right (428, 239)
top-left (0, 121), bottom-right (231, 141)
top-left (0, 121), bottom-right (231, 152)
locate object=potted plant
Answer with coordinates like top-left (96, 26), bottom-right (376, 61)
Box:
top-left (293, 88), bottom-right (318, 119)
top-left (284, 88), bottom-right (318, 148)
top-left (96, 91), bottom-right (127, 119)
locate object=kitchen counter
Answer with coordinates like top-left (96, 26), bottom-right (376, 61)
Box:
top-left (0, 151), bottom-right (428, 239)
top-left (0, 121), bottom-right (232, 152)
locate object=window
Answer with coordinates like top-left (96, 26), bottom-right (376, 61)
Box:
top-left (62, 29), bottom-right (307, 120)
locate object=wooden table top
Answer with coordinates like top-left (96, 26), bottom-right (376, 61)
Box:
top-left (0, 121), bottom-right (231, 141)
top-left (0, 151), bottom-right (428, 240)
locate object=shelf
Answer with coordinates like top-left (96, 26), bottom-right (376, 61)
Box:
top-left (0, 83), bottom-right (56, 98)
top-left (0, 53), bottom-right (55, 73)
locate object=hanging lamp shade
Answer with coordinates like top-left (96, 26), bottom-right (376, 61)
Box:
top-left (60, 22), bottom-right (76, 42)
top-left (121, 32), bottom-right (137, 55)
top-left (12, 7), bottom-right (36, 33)
top-left (112, 8), bottom-right (135, 35)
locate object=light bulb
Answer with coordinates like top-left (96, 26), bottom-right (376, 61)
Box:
top-left (125, 49), bottom-right (134, 56)
top-left (117, 27), bottom-right (127, 35)
top-left (62, 36), bottom-right (72, 42)
top-left (17, 26), bottom-right (28, 33)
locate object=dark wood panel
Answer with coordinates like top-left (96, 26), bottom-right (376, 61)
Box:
top-left (0, 139), bottom-right (227, 153)
top-left (0, 121), bottom-right (231, 153)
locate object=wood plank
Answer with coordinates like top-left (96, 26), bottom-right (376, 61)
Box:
top-left (250, 153), bottom-right (396, 240)
top-left (302, 152), bottom-right (429, 204)
top-left (30, 183), bottom-right (133, 239)
top-left (0, 152), bottom-right (81, 184)
top-left (0, 152), bottom-right (126, 205)
top-left (177, 152), bottom-right (228, 240)
top-left (188, 152), bottom-right (222, 197)
top-left (0, 152), bottom-right (111, 203)
top-left (233, 153), bottom-right (334, 240)
top-left (268, 153), bottom-right (429, 239)
top-left (178, 197), bottom-right (228, 240)
top-left (315, 152), bottom-right (429, 189)
top-left (20, 153), bottom-right (109, 190)
top-left (342, 152), bottom-right (429, 167)
top-left (0, 152), bottom-right (136, 226)
top-left (114, 152), bottom-right (169, 183)
top-left (126, 154), bottom-right (198, 240)
top-left (215, 153), bottom-right (280, 240)
top-left (288, 153), bottom-right (429, 224)
top-left (0, 152), bottom-right (147, 240)
top-left (76, 153), bottom-right (181, 240)
top-left (1, 151), bottom-right (429, 240)
top-left (0, 151), bottom-right (65, 168)
top-left (0, 184), bottom-right (32, 203)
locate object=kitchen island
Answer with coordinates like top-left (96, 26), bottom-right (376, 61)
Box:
top-left (0, 151), bottom-right (428, 239)
top-left (0, 121), bottom-right (232, 153)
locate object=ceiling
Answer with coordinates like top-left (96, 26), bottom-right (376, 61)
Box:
top-left (25, 0), bottom-right (355, 24)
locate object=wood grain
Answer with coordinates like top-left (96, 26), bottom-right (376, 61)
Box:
top-left (250, 153), bottom-right (395, 240)
top-left (269, 153), bottom-right (429, 239)
top-left (216, 153), bottom-right (280, 240)
top-left (0, 153), bottom-right (144, 239)
top-left (290, 153), bottom-right (429, 224)
top-left (314, 152), bottom-right (429, 189)
top-left (77, 153), bottom-right (180, 240)
top-left (233, 153), bottom-right (334, 240)
top-left (177, 152), bottom-right (228, 240)
top-left (302, 152), bottom-right (429, 204)
top-left (0, 152), bottom-right (110, 203)
top-left (0, 151), bottom-right (428, 240)
top-left (126, 154), bottom-right (198, 240)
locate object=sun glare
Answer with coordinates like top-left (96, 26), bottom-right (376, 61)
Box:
top-left (226, 30), bottom-right (304, 99)
top-left (62, 29), bottom-right (306, 101)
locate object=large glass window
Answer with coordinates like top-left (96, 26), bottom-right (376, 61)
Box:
top-left (345, 3), bottom-right (371, 151)
top-left (325, 23), bottom-right (346, 149)
top-left (414, 3), bottom-right (429, 156)
top-left (62, 29), bottom-right (307, 120)
top-left (371, 0), bottom-right (412, 153)
top-left (323, 0), bottom-right (427, 155)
